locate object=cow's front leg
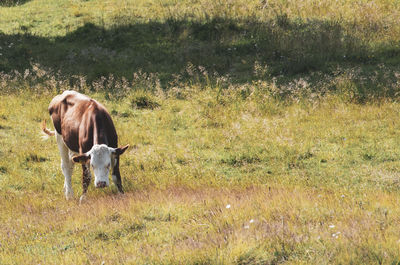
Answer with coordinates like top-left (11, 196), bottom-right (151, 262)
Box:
top-left (112, 156), bottom-right (124, 194)
top-left (80, 164), bottom-right (91, 204)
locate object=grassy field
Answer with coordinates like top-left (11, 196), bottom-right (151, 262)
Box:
top-left (3, 90), bottom-right (400, 264)
top-left (1, 0), bottom-right (400, 99)
top-left (2, 0), bottom-right (400, 264)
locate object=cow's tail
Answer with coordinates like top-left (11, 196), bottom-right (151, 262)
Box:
top-left (41, 120), bottom-right (55, 140)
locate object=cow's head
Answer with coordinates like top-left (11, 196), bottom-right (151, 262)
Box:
top-left (72, 144), bottom-right (129, 188)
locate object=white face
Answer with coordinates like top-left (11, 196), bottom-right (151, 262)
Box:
top-left (89, 144), bottom-right (115, 188)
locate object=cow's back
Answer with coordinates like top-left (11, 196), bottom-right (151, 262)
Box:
top-left (48, 91), bottom-right (118, 153)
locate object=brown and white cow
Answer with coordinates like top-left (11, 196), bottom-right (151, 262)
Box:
top-left (42, 90), bottom-right (129, 202)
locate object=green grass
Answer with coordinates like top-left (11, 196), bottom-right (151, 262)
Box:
top-left (2, 90), bottom-right (400, 264)
top-left (0, 0), bottom-right (400, 99)
top-left (2, 0), bottom-right (400, 264)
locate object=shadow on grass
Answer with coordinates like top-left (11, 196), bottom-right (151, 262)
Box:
top-left (0, 16), bottom-right (395, 85)
top-left (0, 0), bottom-right (31, 6)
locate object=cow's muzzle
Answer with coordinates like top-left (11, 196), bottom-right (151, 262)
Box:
top-left (96, 181), bottom-right (108, 188)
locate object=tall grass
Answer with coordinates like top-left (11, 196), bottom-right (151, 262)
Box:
top-left (1, 0), bottom-right (400, 101)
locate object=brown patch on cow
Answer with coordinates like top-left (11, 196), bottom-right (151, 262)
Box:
top-left (72, 154), bottom-right (91, 164)
top-left (48, 91), bottom-right (118, 153)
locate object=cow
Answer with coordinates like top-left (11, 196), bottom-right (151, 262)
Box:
top-left (42, 90), bottom-right (129, 202)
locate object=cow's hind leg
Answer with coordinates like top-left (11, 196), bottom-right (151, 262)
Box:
top-left (56, 133), bottom-right (74, 200)
top-left (112, 156), bottom-right (124, 194)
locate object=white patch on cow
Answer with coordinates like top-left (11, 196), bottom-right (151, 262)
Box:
top-left (68, 149), bottom-right (78, 161)
top-left (88, 144), bottom-right (115, 188)
top-left (62, 90), bottom-right (90, 101)
top-left (56, 132), bottom-right (74, 200)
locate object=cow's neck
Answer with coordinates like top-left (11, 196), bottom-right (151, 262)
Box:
top-left (93, 120), bottom-right (108, 146)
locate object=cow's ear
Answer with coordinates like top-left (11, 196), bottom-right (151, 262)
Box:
top-left (113, 145), bottom-right (129, 156)
top-left (72, 154), bottom-right (91, 164)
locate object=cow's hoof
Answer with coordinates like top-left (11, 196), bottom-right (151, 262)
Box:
top-left (115, 191), bottom-right (125, 199)
top-left (79, 194), bottom-right (87, 204)
top-left (65, 191), bottom-right (74, 200)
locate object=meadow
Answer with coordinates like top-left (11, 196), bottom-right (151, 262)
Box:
top-left (2, 0), bottom-right (400, 264)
